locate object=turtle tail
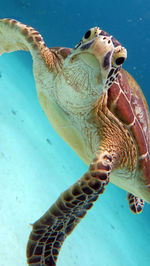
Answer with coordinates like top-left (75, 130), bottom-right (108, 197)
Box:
top-left (26, 151), bottom-right (113, 266)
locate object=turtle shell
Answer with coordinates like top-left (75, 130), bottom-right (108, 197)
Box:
top-left (107, 68), bottom-right (150, 189)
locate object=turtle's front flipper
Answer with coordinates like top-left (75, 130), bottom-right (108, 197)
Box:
top-left (0, 18), bottom-right (59, 72)
top-left (127, 193), bottom-right (144, 214)
top-left (26, 151), bottom-right (113, 266)
top-left (0, 19), bottom-right (45, 55)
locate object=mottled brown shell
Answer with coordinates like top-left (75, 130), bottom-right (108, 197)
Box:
top-left (107, 69), bottom-right (150, 187)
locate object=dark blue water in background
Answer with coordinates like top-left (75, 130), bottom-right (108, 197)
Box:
top-left (0, 1), bottom-right (150, 266)
top-left (1, 0), bottom-right (150, 103)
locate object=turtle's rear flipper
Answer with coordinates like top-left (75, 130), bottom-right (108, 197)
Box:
top-left (26, 151), bottom-right (113, 266)
top-left (127, 193), bottom-right (144, 214)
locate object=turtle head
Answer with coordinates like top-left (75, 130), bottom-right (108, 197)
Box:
top-left (73, 27), bottom-right (127, 90)
top-left (55, 27), bottom-right (127, 114)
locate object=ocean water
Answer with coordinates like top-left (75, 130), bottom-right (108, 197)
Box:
top-left (0, 1), bottom-right (150, 266)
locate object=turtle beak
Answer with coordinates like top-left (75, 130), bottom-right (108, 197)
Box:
top-left (89, 37), bottom-right (114, 79)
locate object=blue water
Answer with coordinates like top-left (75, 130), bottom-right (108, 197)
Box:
top-left (0, 1), bottom-right (150, 265)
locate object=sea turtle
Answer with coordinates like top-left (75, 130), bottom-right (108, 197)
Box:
top-left (0, 18), bottom-right (150, 266)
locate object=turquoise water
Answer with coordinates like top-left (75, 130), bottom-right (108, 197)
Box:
top-left (0, 1), bottom-right (150, 265)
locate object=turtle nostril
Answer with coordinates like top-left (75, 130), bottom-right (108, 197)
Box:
top-left (115, 56), bottom-right (125, 66)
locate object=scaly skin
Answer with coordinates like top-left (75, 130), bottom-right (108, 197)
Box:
top-left (27, 150), bottom-right (112, 265)
top-left (0, 19), bottom-right (149, 265)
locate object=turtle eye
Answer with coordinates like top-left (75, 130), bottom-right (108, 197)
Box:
top-left (115, 57), bottom-right (125, 66)
top-left (112, 46), bottom-right (127, 67)
top-left (84, 30), bottom-right (91, 39)
top-left (74, 27), bottom-right (101, 50)
top-left (82, 27), bottom-right (101, 43)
